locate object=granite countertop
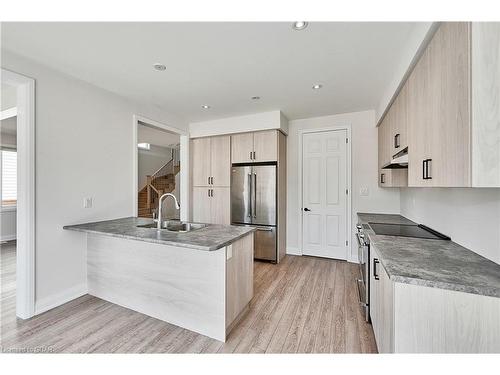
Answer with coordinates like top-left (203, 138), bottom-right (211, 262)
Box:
top-left (64, 217), bottom-right (255, 251)
top-left (357, 212), bottom-right (500, 298)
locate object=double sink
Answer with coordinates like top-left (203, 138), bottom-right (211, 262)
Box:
top-left (137, 220), bottom-right (207, 233)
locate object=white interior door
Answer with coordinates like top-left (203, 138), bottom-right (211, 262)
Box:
top-left (302, 130), bottom-right (348, 260)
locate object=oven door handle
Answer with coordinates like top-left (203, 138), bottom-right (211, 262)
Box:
top-left (355, 232), bottom-right (365, 247)
top-left (356, 279), bottom-right (367, 307)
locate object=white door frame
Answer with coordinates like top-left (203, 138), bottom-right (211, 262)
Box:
top-left (132, 115), bottom-right (190, 221)
top-left (2, 68), bottom-right (36, 319)
top-left (297, 124), bottom-right (352, 260)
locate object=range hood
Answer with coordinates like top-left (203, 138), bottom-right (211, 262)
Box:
top-left (382, 147), bottom-right (408, 169)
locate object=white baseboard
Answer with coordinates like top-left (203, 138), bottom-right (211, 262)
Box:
top-left (286, 247), bottom-right (302, 256)
top-left (35, 283), bottom-right (88, 315)
top-left (0, 234), bottom-right (16, 242)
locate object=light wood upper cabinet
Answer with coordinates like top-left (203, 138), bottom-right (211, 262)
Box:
top-left (231, 130), bottom-right (279, 163)
top-left (210, 136), bottom-right (231, 186)
top-left (391, 82), bottom-right (408, 154)
top-left (231, 133), bottom-right (254, 164)
top-left (407, 43), bottom-right (433, 187)
top-left (384, 22), bottom-right (500, 188)
top-left (253, 130), bottom-right (278, 162)
top-left (378, 112), bottom-right (408, 188)
top-left (191, 135), bottom-right (230, 187)
top-left (471, 23), bottom-right (500, 187)
top-left (192, 137), bottom-right (212, 187)
top-left (407, 22), bottom-right (471, 187)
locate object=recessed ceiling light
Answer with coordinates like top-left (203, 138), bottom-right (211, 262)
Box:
top-left (153, 63), bottom-right (166, 71)
top-left (312, 84), bottom-right (323, 90)
top-left (201, 105), bottom-right (210, 109)
top-left (251, 96), bottom-right (260, 100)
top-left (292, 21), bottom-right (308, 30)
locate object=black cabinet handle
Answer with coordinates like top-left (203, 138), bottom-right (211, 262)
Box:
top-left (250, 151), bottom-right (253, 160)
top-left (380, 173), bottom-right (385, 184)
top-left (394, 134), bottom-right (401, 149)
top-left (423, 159), bottom-right (433, 180)
top-left (373, 258), bottom-right (380, 280)
top-left (425, 159), bottom-right (432, 180)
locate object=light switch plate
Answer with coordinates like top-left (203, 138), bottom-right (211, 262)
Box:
top-left (83, 197), bottom-right (93, 208)
top-left (360, 187), bottom-right (369, 196)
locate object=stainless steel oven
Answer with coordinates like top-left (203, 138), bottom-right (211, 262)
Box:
top-left (355, 223), bottom-right (370, 322)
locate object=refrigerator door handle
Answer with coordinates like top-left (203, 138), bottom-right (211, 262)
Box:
top-left (247, 173), bottom-right (252, 218)
top-left (256, 227), bottom-right (273, 232)
top-left (252, 172), bottom-right (257, 218)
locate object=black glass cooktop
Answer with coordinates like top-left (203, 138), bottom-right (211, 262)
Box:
top-left (368, 223), bottom-right (451, 240)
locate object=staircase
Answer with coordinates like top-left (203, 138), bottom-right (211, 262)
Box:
top-left (138, 145), bottom-right (180, 218)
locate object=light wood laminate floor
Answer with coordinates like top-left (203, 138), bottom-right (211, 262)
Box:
top-left (1, 242), bottom-right (377, 353)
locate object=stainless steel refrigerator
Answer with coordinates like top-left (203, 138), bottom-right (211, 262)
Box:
top-left (231, 164), bottom-right (277, 262)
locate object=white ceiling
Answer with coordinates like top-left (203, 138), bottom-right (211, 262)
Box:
top-left (138, 122), bottom-right (179, 148)
top-left (1, 22), bottom-right (418, 122)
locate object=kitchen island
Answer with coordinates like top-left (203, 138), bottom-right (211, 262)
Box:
top-left (64, 217), bottom-right (255, 342)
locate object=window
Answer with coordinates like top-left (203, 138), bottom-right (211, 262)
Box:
top-left (1, 150), bottom-right (17, 206)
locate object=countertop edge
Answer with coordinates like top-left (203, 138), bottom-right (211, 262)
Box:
top-left (63, 225), bottom-right (256, 251)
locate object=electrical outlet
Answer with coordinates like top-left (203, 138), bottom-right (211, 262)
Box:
top-left (360, 187), bottom-right (369, 196)
top-left (83, 197), bottom-right (93, 208)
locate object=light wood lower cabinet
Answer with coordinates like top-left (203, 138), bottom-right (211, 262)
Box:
top-left (370, 245), bottom-right (500, 353)
top-left (192, 187), bottom-right (230, 225)
top-left (370, 246), bottom-right (394, 353)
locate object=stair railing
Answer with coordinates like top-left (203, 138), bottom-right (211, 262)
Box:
top-left (145, 144), bottom-right (181, 210)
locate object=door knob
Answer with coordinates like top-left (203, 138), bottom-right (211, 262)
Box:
top-left (303, 208), bottom-right (311, 212)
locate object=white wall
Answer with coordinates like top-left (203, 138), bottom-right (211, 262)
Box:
top-left (287, 110), bottom-right (401, 261)
top-left (189, 110), bottom-right (288, 138)
top-left (401, 188), bottom-right (500, 264)
top-left (1, 50), bottom-right (188, 311)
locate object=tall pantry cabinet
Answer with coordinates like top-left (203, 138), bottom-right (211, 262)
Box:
top-left (191, 135), bottom-right (231, 225)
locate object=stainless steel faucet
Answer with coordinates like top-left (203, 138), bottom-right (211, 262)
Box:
top-left (157, 193), bottom-right (180, 230)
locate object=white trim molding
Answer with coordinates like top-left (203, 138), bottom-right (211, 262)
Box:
top-left (35, 283), bottom-right (88, 315)
top-left (132, 115), bottom-right (190, 221)
top-left (0, 106), bottom-right (17, 120)
top-left (286, 247), bottom-right (302, 256)
top-left (297, 124), bottom-right (353, 260)
top-left (2, 68), bottom-right (36, 319)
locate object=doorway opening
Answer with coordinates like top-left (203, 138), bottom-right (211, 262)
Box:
top-left (299, 127), bottom-right (352, 261)
top-left (132, 115), bottom-right (189, 222)
top-left (1, 69), bottom-right (36, 319)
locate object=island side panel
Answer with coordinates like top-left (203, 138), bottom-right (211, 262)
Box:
top-left (225, 232), bottom-right (254, 331)
top-left (87, 234), bottom-right (227, 341)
